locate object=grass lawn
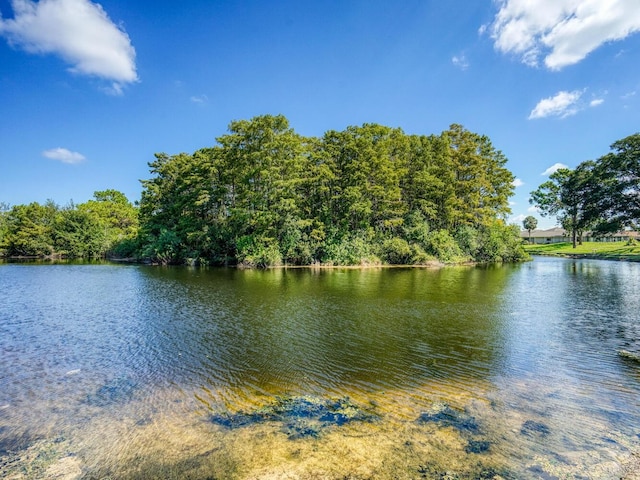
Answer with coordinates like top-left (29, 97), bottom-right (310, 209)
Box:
top-left (524, 241), bottom-right (640, 262)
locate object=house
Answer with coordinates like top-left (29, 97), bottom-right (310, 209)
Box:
top-left (520, 228), bottom-right (639, 244)
top-left (520, 227), bottom-right (568, 244)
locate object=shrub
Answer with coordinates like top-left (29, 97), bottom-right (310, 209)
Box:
top-left (236, 235), bottom-right (282, 268)
top-left (321, 233), bottom-right (379, 265)
top-left (427, 229), bottom-right (464, 263)
top-left (382, 237), bottom-right (413, 264)
top-left (410, 243), bottom-right (436, 264)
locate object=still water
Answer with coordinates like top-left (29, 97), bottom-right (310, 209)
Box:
top-left (1, 258), bottom-right (639, 479)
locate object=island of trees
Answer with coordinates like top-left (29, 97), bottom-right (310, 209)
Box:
top-left (2, 115), bottom-right (534, 266)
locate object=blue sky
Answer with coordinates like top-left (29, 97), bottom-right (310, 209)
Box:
top-left (1, 0), bottom-right (639, 229)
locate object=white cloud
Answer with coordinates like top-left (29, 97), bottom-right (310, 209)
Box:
top-left (528, 90), bottom-right (583, 119)
top-left (0, 0), bottom-right (137, 93)
top-left (452, 54), bottom-right (469, 70)
top-left (489, 0), bottom-right (640, 70)
top-left (190, 94), bottom-right (209, 104)
top-left (527, 205), bottom-right (540, 213)
top-left (511, 214), bottom-right (527, 224)
top-left (541, 162), bottom-right (569, 176)
top-left (43, 147), bottom-right (86, 164)
top-left (513, 178), bottom-right (524, 187)
top-left (589, 98), bottom-right (604, 107)
top-left (621, 90), bottom-right (636, 99)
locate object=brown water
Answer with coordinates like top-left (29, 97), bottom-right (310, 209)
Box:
top-left (0, 258), bottom-right (639, 479)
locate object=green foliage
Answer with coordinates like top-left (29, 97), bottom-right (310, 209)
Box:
top-left (381, 237), bottom-right (412, 264)
top-left (2, 115), bottom-right (526, 266)
top-left (426, 230), bottom-right (465, 263)
top-left (0, 191), bottom-right (138, 259)
top-left (474, 223), bottom-right (528, 263)
top-left (236, 235), bottom-right (283, 268)
top-left (321, 231), bottom-right (380, 265)
top-left (0, 202), bottom-right (10, 256)
top-left (530, 132), bottom-right (640, 247)
top-left (134, 115), bottom-right (521, 266)
top-left (54, 207), bottom-right (107, 257)
top-left (3, 201), bottom-right (57, 256)
top-left (522, 215), bottom-right (537, 234)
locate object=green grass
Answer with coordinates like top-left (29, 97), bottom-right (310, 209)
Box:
top-left (524, 241), bottom-right (640, 261)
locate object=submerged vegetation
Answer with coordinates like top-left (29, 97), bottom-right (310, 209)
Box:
top-left (0, 114), bottom-right (531, 266)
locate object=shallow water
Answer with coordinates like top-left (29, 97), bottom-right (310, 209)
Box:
top-left (0, 258), bottom-right (639, 479)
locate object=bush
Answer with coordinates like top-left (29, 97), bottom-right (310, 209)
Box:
top-left (410, 243), bottom-right (436, 264)
top-left (381, 237), bottom-right (412, 264)
top-left (321, 233), bottom-right (379, 265)
top-left (141, 229), bottom-right (182, 264)
top-left (109, 236), bottom-right (141, 259)
top-left (455, 225), bottom-right (480, 258)
top-left (236, 235), bottom-right (282, 268)
top-left (474, 222), bottom-right (528, 263)
top-left (427, 229), bottom-right (464, 263)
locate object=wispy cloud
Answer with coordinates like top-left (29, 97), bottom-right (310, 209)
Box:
top-left (511, 214), bottom-right (527, 224)
top-left (451, 54), bottom-right (469, 70)
top-left (541, 162), bottom-right (568, 176)
top-left (43, 147), bottom-right (86, 164)
top-left (513, 178), bottom-right (524, 187)
top-left (529, 90), bottom-right (584, 119)
top-left (590, 98), bottom-right (604, 107)
top-left (0, 0), bottom-right (138, 94)
top-left (489, 0), bottom-right (640, 70)
top-left (527, 205), bottom-right (540, 213)
top-left (190, 94), bottom-right (209, 105)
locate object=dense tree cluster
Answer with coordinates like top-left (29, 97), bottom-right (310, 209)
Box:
top-left (137, 115), bottom-right (525, 266)
top-left (530, 133), bottom-right (640, 248)
top-left (0, 190), bottom-right (138, 258)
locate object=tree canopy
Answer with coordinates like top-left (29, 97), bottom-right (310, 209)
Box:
top-left (137, 114), bottom-right (525, 266)
top-left (1, 115), bottom-right (530, 265)
top-left (530, 132), bottom-right (639, 247)
top-left (0, 191), bottom-right (138, 258)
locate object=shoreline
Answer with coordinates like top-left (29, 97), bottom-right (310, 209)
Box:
top-left (529, 252), bottom-right (640, 263)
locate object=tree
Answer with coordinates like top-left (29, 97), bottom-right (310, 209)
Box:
top-left (54, 206), bottom-right (106, 257)
top-left (522, 216), bottom-right (538, 243)
top-left (442, 124), bottom-right (514, 230)
top-left (529, 164), bottom-right (598, 248)
top-left (3, 201), bottom-right (58, 256)
top-left (0, 202), bottom-right (10, 256)
top-left (591, 133), bottom-right (640, 232)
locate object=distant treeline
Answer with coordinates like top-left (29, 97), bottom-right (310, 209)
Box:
top-left (0, 115), bottom-right (529, 265)
top-left (530, 132), bottom-right (639, 247)
top-left (0, 190), bottom-right (138, 259)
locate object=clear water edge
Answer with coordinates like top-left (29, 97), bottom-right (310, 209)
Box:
top-left (0, 258), bottom-right (639, 479)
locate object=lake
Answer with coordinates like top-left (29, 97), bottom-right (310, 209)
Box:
top-left (1, 257), bottom-right (639, 479)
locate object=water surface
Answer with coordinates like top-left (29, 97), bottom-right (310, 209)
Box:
top-left (1, 258), bottom-right (639, 478)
